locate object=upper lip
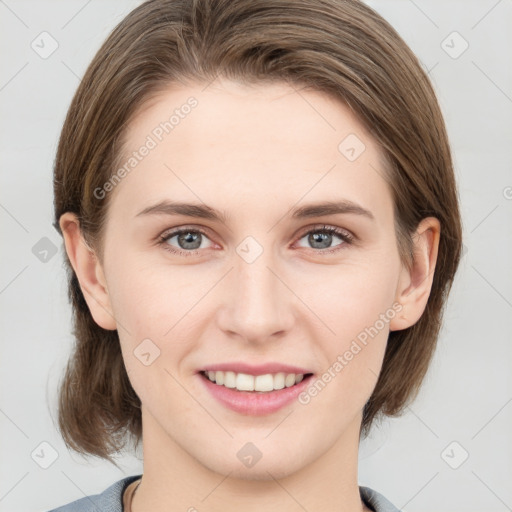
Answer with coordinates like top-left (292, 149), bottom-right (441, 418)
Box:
top-left (199, 362), bottom-right (313, 376)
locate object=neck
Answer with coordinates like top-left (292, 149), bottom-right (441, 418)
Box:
top-left (132, 408), bottom-right (369, 512)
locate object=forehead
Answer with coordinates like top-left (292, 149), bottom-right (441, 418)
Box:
top-left (109, 79), bottom-right (392, 223)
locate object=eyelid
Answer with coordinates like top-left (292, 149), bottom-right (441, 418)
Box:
top-left (294, 223), bottom-right (355, 242)
top-left (157, 223), bottom-right (355, 242)
top-left (156, 225), bottom-right (217, 254)
top-left (157, 224), bottom-right (214, 241)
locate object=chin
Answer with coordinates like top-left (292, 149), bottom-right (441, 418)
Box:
top-left (195, 444), bottom-right (309, 482)
top-left (211, 460), bottom-right (301, 482)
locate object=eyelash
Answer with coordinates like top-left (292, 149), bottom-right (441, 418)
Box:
top-left (156, 224), bottom-right (355, 258)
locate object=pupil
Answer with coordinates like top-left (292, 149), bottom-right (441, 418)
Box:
top-left (179, 232), bottom-right (201, 249)
top-left (310, 232), bottom-right (331, 249)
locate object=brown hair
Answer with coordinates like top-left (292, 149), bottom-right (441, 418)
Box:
top-left (52, 0), bottom-right (462, 464)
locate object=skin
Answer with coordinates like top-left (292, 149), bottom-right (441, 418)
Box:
top-left (60, 78), bottom-right (440, 512)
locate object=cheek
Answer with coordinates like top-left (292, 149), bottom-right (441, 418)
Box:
top-left (107, 257), bottom-right (207, 384)
top-left (112, 268), bottom-right (197, 416)
top-left (104, 273), bottom-right (169, 388)
top-left (107, 254), bottom-right (191, 334)
top-left (302, 258), bottom-right (399, 404)
top-left (303, 311), bottom-right (390, 421)
top-left (300, 253), bottom-right (401, 340)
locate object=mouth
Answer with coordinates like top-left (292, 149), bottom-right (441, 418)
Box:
top-left (199, 370), bottom-right (314, 393)
top-left (196, 362), bottom-right (315, 415)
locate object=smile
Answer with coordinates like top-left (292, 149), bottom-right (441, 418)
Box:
top-left (198, 369), bottom-right (315, 415)
top-left (201, 370), bottom-right (310, 393)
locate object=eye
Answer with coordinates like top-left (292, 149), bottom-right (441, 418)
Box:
top-left (157, 227), bottom-right (214, 257)
top-left (295, 224), bottom-right (354, 254)
top-left (157, 224), bottom-right (354, 257)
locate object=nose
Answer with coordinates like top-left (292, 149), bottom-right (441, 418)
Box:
top-left (216, 247), bottom-right (295, 344)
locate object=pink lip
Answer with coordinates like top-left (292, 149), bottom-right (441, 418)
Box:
top-left (198, 372), bottom-right (314, 416)
top-left (199, 362), bottom-right (312, 376)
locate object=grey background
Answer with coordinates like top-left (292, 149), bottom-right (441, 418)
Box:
top-left (1, 1), bottom-right (511, 511)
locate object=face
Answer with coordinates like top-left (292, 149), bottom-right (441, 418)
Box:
top-left (94, 79), bottom-right (409, 479)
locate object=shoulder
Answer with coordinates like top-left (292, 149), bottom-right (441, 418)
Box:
top-left (47, 474), bottom-right (142, 512)
top-left (47, 477), bottom-right (397, 512)
top-left (359, 485), bottom-right (401, 512)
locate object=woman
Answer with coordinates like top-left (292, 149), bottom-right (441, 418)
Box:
top-left (49, 0), bottom-right (462, 510)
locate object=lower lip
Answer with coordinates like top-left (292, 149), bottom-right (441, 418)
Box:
top-left (198, 372), bottom-right (314, 415)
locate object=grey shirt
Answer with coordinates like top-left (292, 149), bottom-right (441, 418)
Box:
top-left (48, 474), bottom-right (401, 511)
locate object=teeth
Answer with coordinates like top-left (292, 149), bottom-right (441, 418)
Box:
top-left (285, 374), bottom-right (296, 387)
top-left (236, 372), bottom-right (255, 391)
top-left (224, 371), bottom-right (236, 388)
top-left (204, 371), bottom-right (307, 392)
top-left (255, 374), bottom-right (273, 392)
top-left (274, 372), bottom-right (285, 390)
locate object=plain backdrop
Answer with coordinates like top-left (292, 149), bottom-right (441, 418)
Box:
top-left (1, 1), bottom-right (511, 511)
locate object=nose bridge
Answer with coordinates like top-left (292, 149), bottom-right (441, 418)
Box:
top-left (220, 238), bottom-right (292, 341)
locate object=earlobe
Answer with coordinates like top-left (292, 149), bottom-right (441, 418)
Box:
top-left (59, 212), bottom-right (117, 331)
top-left (389, 217), bottom-right (441, 332)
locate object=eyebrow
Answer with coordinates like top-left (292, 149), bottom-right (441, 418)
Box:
top-left (135, 199), bottom-right (374, 223)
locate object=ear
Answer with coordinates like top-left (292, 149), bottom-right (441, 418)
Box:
top-left (59, 212), bottom-right (117, 331)
top-left (389, 217), bottom-right (441, 331)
